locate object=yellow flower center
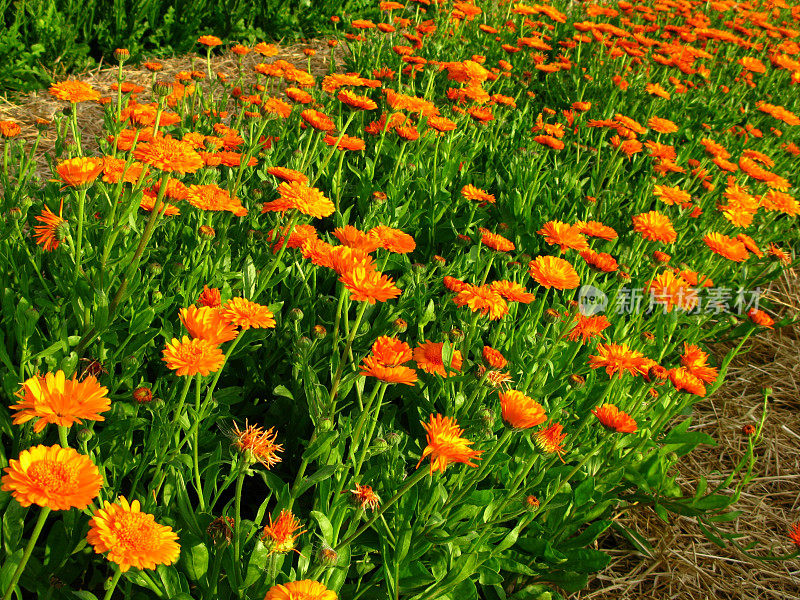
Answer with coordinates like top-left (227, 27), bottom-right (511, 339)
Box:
top-left (28, 459), bottom-right (78, 493)
top-left (113, 512), bottom-right (160, 552)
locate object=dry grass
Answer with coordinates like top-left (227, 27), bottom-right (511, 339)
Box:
top-left (575, 269), bottom-right (800, 600)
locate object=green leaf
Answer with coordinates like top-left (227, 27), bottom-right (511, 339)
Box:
top-left (573, 476), bottom-right (594, 507)
top-left (310, 510), bottom-right (333, 544)
top-left (301, 431), bottom-right (338, 463)
top-left (178, 533), bottom-right (209, 582)
top-left (294, 465), bottom-right (337, 497)
top-left (561, 548), bottom-right (611, 573)
top-left (244, 540), bottom-right (272, 587)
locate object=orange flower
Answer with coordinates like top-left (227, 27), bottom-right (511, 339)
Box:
top-left (133, 137), bottom-right (204, 173)
top-left (49, 80), bottom-right (101, 103)
top-left (647, 116), bottom-right (678, 133)
top-left (360, 356), bottom-right (418, 385)
top-left (567, 314), bottom-right (611, 343)
top-left (632, 211), bottom-right (676, 244)
top-left (334, 225), bottom-right (381, 253)
top-left (461, 184), bottom-right (496, 203)
top-left (186, 184), bottom-right (248, 216)
top-left (680, 343), bottom-right (718, 384)
top-left (56, 157), bottom-right (104, 187)
top-left (198, 35), bottom-right (222, 46)
top-left (10, 371), bottom-right (110, 433)
top-left (338, 90), bottom-right (378, 110)
top-left (569, 221), bottom-right (608, 241)
top-left (580, 249), bottom-right (618, 272)
top-left (230, 420), bottom-right (283, 469)
top-left (0, 120), bottom-right (22, 138)
top-left (413, 341), bottom-right (462, 377)
top-left (748, 308), bottom-right (774, 328)
top-left (162, 336), bottom-right (225, 376)
top-left (537, 221), bottom-right (589, 252)
top-left (1, 445), bottom-right (102, 510)
top-left (301, 109), bottom-right (336, 131)
top-left (180, 305), bottom-right (238, 345)
top-left (789, 523), bottom-right (800, 548)
top-left (347, 483), bottom-right (381, 510)
top-left (140, 194), bottom-right (180, 216)
top-left (262, 510), bottom-right (306, 554)
top-left (703, 232), bottom-right (749, 262)
top-left (589, 343), bottom-right (649, 378)
top-left (198, 286), bottom-right (222, 308)
top-left (87, 496), bottom-right (180, 571)
top-left (592, 404), bottom-right (637, 433)
top-left (453, 284), bottom-right (508, 320)
top-left (370, 336), bottom-right (412, 366)
top-left (482, 345), bottom-right (507, 369)
top-left (340, 268), bottom-right (401, 303)
top-left (267, 166), bottom-right (309, 184)
top-left (668, 367), bottom-right (706, 396)
top-left (33, 202), bottom-right (67, 251)
top-left (369, 225), bottom-right (416, 254)
top-left (645, 271), bottom-right (697, 312)
top-left (324, 134), bottom-right (366, 151)
top-left (500, 390), bottom-right (546, 430)
top-left (653, 185), bottom-right (691, 207)
top-left (534, 422), bottom-right (567, 457)
top-left (416, 414), bottom-right (482, 474)
top-left (264, 580), bottom-right (337, 600)
top-left (479, 229), bottom-right (515, 252)
top-left (262, 181), bottom-right (335, 218)
top-left (528, 256), bottom-right (580, 290)
top-left (220, 298), bottom-right (276, 330)
top-left (490, 280), bottom-right (535, 303)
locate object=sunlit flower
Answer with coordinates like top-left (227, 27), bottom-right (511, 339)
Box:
top-left (264, 580), bottom-right (337, 600)
top-left (592, 404), bottom-right (637, 433)
top-left (11, 371), bottom-right (110, 433)
top-left (220, 298), bottom-right (276, 330)
top-left (49, 80), bottom-right (101, 103)
top-left (1, 444), bottom-right (101, 510)
top-left (529, 256), bottom-right (580, 290)
top-left (56, 157), bottom-right (104, 187)
top-left (534, 422), bottom-right (567, 457)
top-left (589, 343), bottom-right (650, 379)
top-left (180, 305), bottom-right (238, 344)
top-left (416, 414), bottom-right (482, 474)
top-left (413, 341), bottom-right (462, 378)
top-left (87, 496), bottom-right (180, 571)
top-left (499, 390), bottom-right (546, 430)
top-left (262, 510), bottom-right (305, 554)
top-left (162, 336), bottom-right (225, 376)
top-left (33, 202), bottom-right (67, 251)
top-left (347, 483), bottom-right (381, 510)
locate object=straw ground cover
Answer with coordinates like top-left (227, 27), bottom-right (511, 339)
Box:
top-left (1, 1), bottom-right (799, 600)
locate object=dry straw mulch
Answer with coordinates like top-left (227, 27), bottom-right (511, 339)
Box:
top-left (2, 44), bottom-right (799, 600)
top-left (576, 269), bottom-right (800, 600)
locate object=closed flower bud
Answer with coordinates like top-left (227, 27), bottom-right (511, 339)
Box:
top-left (385, 431), bottom-right (401, 446)
top-left (114, 48), bottom-right (130, 62)
top-left (742, 424), bottom-right (756, 436)
top-left (147, 262), bottom-right (162, 275)
top-left (289, 308), bottom-right (304, 322)
top-left (313, 325), bottom-right (327, 339)
top-left (525, 495), bottom-right (540, 509)
top-left (640, 331), bottom-right (655, 344)
top-left (480, 407), bottom-right (495, 427)
top-left (448, 327), bottom-right (464, 342)
top-left (133, 386), bottom-right (153, 403)
top-left (544, 308), bottom-right (561, 322)
top-left (318, 545), bottom-right (338, 566)
top-left (569, 373), bottom-right (585, 388)
top-left (318, 417), bottom-right (334, 432)
top-left (151, 290), bottom-right (163, 303)
top-left (372, 191), bottom-right (387, 202)
top-left (199, 225), bottom-right (216, 238)
top-left (77, 428), bottom-right (92, 443)
top-left (153, 80), bottom-right (172, 97)
top-left (392, 318), bottom-right (408, 333)
top-left (9, 207), bottom-right (22, 220)
top-left (371, 437), bottom-right (390, 454)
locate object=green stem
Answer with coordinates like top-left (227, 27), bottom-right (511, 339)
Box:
top-left (328, 301), bottom-right (369, 410)
top-left (193, 374), bottom-right (205, 511)
top-left (102, 569), bottom-right (124, 600)
top-left (233, 467), bottom-right (247, 592)
top-left (1, 507), bottom-right (51, 600)
top-left (58, 426), bottom-right (69, 448)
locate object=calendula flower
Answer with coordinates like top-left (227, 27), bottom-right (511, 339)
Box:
top-left (461, 184), bottom-right (496, 203)
top-left (186, 184), bottom-right (248, 216)
top-left (482, 346), bottom-right (507, 369)
top-left (56, 157), bottom-right (105, 187)
top-left (262, 510), bottom-right (306, 554)
top-left (589, 343), bottom-right (650, 379)
top-left (33, 202), bottom-right (67, 251)
top-left (416, 414), bottom-right (482, 474)
top-left (490, 280), bottom-right (535, 303)
top-left (645, 271), bottom-right (697, 312)
top-left (87, 496), bottom-right (180, 572)
top-left (347, 483), bottom-right (381, 510)
top-left (230, 420), bottom-right (283, 469)
top-left (267, 166), bottom-right (309, 184)
top-left (264, 580), bottom-right (338, 600)
top-left (49, 80), bottom-right (101, 103)
top-left (748, 308), bottom-right (775, 328)
top-left (567, 314), bottom-right (611, 343)
top-left (632, 211), bottom-right (676, 244)
top-left (369, 225), bottom-right (416, 254)
top-left (528, 256), bottom-right (580, 290)
top-left (592, 403), bottom-right (637, 433)
top-left (180, 305), bottom-right (238, 345)
top-left (413, 341), bottom-right (462, 377)
top-left (162, 336), bottom-right (225, 376)
top-left (360, 356), bottom-right (418, 385)
top-left (198, 35), bottom-right (222, 46)
top-left (668, 367), bottom-right (707, 396)
top-left (680, 343), bottom-right (718, 383)
top-left (499, 390), bottom-right (547, 430)
top-left (198, 285), bottom-right (222, 308)
top-left (534, 422), bottom-right (567, 457)
top-left (453, 284), bottom-right (508, 320)
top-left (1, 445), bottom-right (102, 510)
top-left (703, 232), bottom-right (749, 262)
top-left (789, 523), bottom-right (800, 548)
top-left (133, 137), bottom-right (204, 173)
top-left (10, 371), bottom-right (111, 433)
top-left (220, 298), bottom-right (276, 330)
top-left (340, 267), bottom-right (401, 303)
top-left (262, 181), bottom-right (335, 218)
top-left (537, 221), bottom-right (589, 252)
